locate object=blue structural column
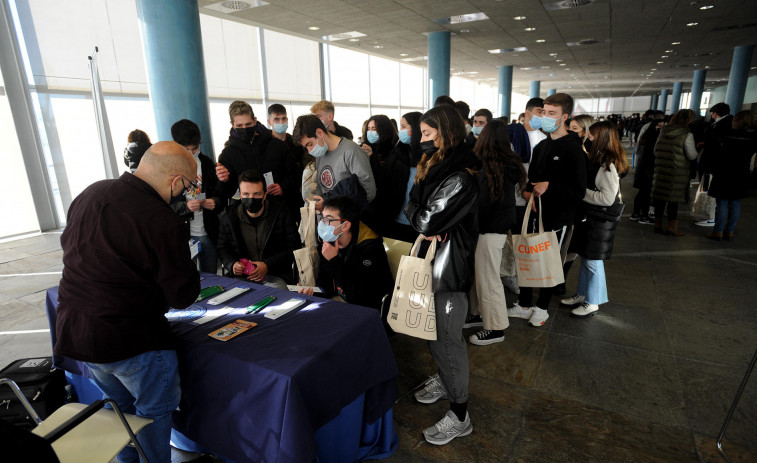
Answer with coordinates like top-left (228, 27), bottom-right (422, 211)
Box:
top-left (659, 89), bottom-right (669, 112)
top-left (651, 93), bottom-right (659, 110)
top-left (136, 0), bottom-right (214, 158)
top-left (690, 70), bottom-right (707, 111)
top-left (530, 81), bottom-right (540, 98)
top-left (497, 65), bottom-right (512, 119)
top-left (725, 45), bottom-right (755, 112)
top-left (547, 88), bottom-right (556, 96)
top-left (427, 31), bottom-right (451, 105)
top-left (671, 82), bottom-right (683, 113)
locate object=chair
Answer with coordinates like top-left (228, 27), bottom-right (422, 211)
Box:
top-left (0, 378), bottom-right (153, 463)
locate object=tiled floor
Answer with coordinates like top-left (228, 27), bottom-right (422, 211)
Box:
top-left (1, 163), bottom-right (756, 462)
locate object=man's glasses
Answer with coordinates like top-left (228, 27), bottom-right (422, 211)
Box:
top-left (320, 217), bottom-right (346, 226)
top-left (174, 175), bottom-right (199, 192)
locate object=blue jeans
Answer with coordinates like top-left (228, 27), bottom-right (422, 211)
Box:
top-left (85, 350), bottom-right (181, 463)
top-left (714, 199), bottom-right (741, 233)
top-left (191, 235), bottom-right (218, 274)
top-left (576, 258), bottom-right (608, 306)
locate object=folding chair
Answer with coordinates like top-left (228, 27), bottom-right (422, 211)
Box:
top-left (717, 347), bottom-right (757, 463)
top-left (0, 378), bottom-right (153, 463)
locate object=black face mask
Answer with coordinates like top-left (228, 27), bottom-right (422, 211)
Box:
top-left (241, 197), bottom-right (264, 214)
top-left (235, 127), bottom-right (256, 143)
top-left (420, 140), bottom-right (437, 156)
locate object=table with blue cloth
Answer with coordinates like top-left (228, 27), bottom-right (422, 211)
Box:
top-left (45, 273), bottom-right (399, 463)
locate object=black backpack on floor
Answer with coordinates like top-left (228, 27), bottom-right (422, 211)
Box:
top-left (0, 357), bottom-right (67, 430)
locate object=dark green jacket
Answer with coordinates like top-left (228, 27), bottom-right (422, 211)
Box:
top-left (652, 126), bottom-right (691, 203)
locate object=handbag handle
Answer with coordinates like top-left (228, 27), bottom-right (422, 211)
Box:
top-left (410, 234), bottom-right (437, 262)
top-left (520, 195), bottom-right (544, 235)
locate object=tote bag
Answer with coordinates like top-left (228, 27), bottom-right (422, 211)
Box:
top-left (387, 236), bottom-right (437, 341)
top-left (690, 174), bottom-right (716, 220)
top-left (513, 196), bottom-right (565, 288)
top-left (294, 200), bottom-right (319, 286)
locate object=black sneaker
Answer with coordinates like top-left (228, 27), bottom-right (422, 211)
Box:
top-left (638, 216), bottom-right (654, 225)
top-left (469, 329), bottom-right (504, 345)
top-left (630, 213), bottom-right (640, 221)
top-left (463, 314), bottom-right (483, 329)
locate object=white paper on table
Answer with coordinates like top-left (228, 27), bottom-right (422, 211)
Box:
top-left (194, 306), bottom-right (235, 325)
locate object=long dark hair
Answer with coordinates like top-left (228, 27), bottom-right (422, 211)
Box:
top-left (402, 111), bottom-right (423, 163)
top-left (415, 105), bottom-right (466, 183)
top-left (588, 121), bottom-right (629, 173)
top-left (473, 119), bottom-right (527, 202)
top-left (362, 114), bottom-right (398, 150)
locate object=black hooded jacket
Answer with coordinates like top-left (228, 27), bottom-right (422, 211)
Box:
top-left (217, 123), bottom-right (299, 206)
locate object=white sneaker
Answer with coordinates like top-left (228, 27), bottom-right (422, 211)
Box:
top-left (560, 293), bottom-right (585, 307)
top-left (695, 219), bottom-right (715, 227)
top-left (528, 307), bottom-right (549, 327)
top-left (414, 373), bottom-right (448, 404)
top-left (571, 302), bottom-right (599, 317)
top-left (507, 303), bottom-right (533, 319)
top-left (423, 410), bottom-right (473, 445)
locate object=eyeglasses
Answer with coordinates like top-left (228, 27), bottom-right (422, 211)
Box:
top-left (320, 217), bottom-right (346, 226)
top-left (174, 175), bottom-right (199, 192)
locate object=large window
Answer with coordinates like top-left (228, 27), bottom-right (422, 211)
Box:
top-left (264, 30), bottom-right (320, 103)
top-left (329, 46), bottom-right (369, 105)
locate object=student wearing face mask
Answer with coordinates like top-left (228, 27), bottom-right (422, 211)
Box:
top-left (568, 114), bottom-right (594, 154)
top-left (216, 170), bottom-right (300, 289)
top-left (310, 100), bottom-right (354, 140)
top-left (300, 196), bottom-right (393, 312)
top-left (215, 101), bottom-right (299, 209)
top-left (362, 115), bottom-right (399, 165)
top-left (368, 112), bottom-right (423, 242)
top-left (170, 119), bottom-right (222, 274)
top-left (508, 93), bottom-right (587, 328)
top-left (404, 104), bottom-right (480, 446)
top-left (293, 114), bottom-right (376, 212)
top-left (464, 108), bottom-right (493, 146)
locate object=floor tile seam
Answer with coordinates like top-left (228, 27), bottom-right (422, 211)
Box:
top-left (655, 306), bottom-right (757, 328)
top-left (545, 330), bottom-right (674, 357)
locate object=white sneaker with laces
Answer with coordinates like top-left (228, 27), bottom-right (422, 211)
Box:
top-left (560, 293), bottom-right (585, 307)
top-left (507, 303), bottom-right (533, 319)
top-left (571, 302), bottom-right (599, 317)
top-left (414, 373), bottom-right (448, 404)
top-left (695, 219), bottom-right (715, 227)
top-left (423, 410), bottom-right (472, 445)
top-left (528, 307), bottom-right (549, 327)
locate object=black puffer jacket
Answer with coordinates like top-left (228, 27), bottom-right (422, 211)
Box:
top-left (404, 142), bottom-right (480, 292)
top-left (217, 123), bottom-right (299, 206)
top-left (578, 163), bottom-right (619, 261)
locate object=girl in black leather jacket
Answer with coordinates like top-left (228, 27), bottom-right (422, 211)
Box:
top-left (403, 104), bottom-right (480, 445)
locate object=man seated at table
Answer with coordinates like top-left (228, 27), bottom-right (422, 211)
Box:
top-left (217, 169), bottom-right (300, 289)
top-left (302, 196), bottom-right (393, 311)
top-left (55, 141), bottom-right (201, 463)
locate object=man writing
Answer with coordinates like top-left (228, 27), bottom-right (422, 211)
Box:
top-left (55, 141), bottom-right (200, 463)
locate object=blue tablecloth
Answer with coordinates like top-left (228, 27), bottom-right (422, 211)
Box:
top-left (46, 274), bottom-right (399, 463)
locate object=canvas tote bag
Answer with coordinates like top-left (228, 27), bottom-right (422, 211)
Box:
top-left (387, 236), bottom-right (437, 341)
top-left (513, 196), bottom-right (565, 288)
top-left (294, 200), bottom-right (319, 286)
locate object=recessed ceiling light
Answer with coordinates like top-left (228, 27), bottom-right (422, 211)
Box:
top-left (549, 53), bottom-right (558, 57)
top-left (308, 26), bottom-right (320, 31)
top-left (687, 22), bottom-right (698, 26)
top-left (657, 61), bottom-right (664, 63)
top-left (556, 59), bottom-right (564, 62)
top-left (565, 68), bottom-right (571, 70)
top-left (460, 29), bottom-right (470, 33)
top-left (514, 16), bottom-right (526, 20)
top-left (661, 55), bottom-right (669, 58)
top-left (400, 53), bottom-right (409, 57)
top-left (665, 49), bottom-right (673, 53)
top-left (559, 63), bottom-right (566, 66)
top-left (700, 5), bottom-right (714, 9)
top-left (672, 41), bottom-right (681, 45)
top-left (374, 45), bottom-right (383, 49)
top-left (536, 39), bottom-right (546, 43)
top-left (751, 66), bottom-right (757, 70)
top-left (349, 38), bottom-right (360, 42)
top-left (651, 68), bottom-right (657, 70)
top-left (525, 27), bottom-right (536, 31)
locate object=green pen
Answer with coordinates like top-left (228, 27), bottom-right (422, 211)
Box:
top-left (245, 295), bottom-right (276, 314)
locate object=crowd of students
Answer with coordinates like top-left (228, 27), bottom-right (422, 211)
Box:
top-left (119, 92), bottom-right (755, 448)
